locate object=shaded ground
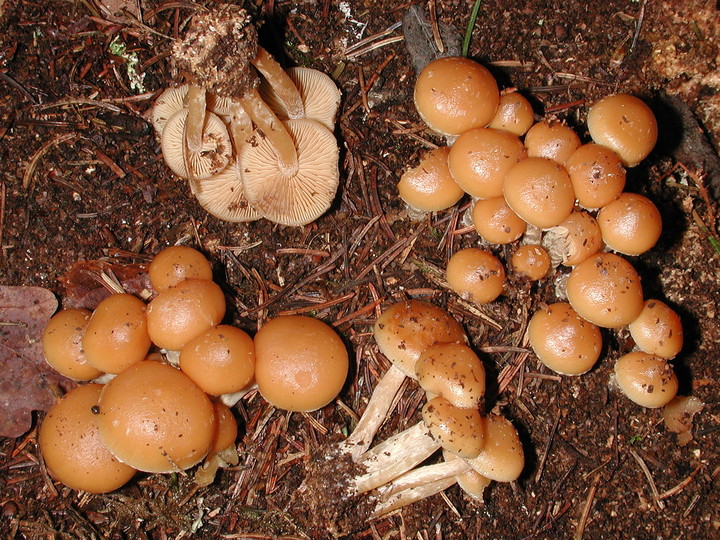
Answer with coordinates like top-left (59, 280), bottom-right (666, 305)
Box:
top-left (1, 0), bottom-right (719, 538)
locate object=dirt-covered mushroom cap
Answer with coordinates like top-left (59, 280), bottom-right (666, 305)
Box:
top-left (149, 245), bottom-right (213, 293)
top-left (422, 396), bottom-right (486, 459)
top-left (566, 252), bottom-right (644, 328)
top-left (587, 94), bottom-right (658, 167)
top-left (180, 324), bottom-right (255, 396)
top-left (524, 120), bottom-right (581, 165)
top-left (528, 302), bottom-right (603, 376)
top-left (97, 360), bottom-right (216, 473)
top-left (628, 299), bottom-right (684, 359)
top-left (597, 192), bottom-right (662, 256)
top-left (468, 414), bottom-right (524, 482)
top-left (82, 293), bottom-right (151, 374)
top-left (373, 300), bottom-right (466, 378)
top-left (414, 56), bottom-right (500, 136)
top-left (397, 146), bottom-right (465, 213)
top-left (488, 91), bottom-right (535, 136)
top-left (447, 248), bottom-right (505, 304)
top-left (189, 159), bottom-right (261, 223)
top-left (565, 143), bottom-right (626, 209)
top-left (503, 157), bottom-right (575, 229)
top-left (254, 315), bottom-right (348, 412)
top-left (241, 119), bottom-right (339, 226)
top-left (39, 384), bottom-right (136, 493)
top-left (415, 343), bottom-right (486, 409)
top-left (471, 196), bottom-right (527, 244)
top-left (546, 211), bottom-right (604, 267)
top-left (42, 308), bottom-right (102, 381)
top-left (448, 128), bottom-right (526, 199)
top-left (511, 244), bottom-right (551, 281)
top-left (146, 278), bottom-right (226, 351)
top-left (613, 352), bottom-right (678, 408)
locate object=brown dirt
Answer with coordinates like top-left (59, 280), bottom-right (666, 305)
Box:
top-left (1, 1), bottom-right (719, 538)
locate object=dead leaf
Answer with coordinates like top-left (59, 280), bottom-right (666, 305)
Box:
top-left (62, 260), bottom-right (151, 310)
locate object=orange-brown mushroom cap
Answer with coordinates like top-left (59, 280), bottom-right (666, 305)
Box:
top-left (42, 308), bottom-right (103, 381)
top-left (524, 121), bottom-right (581, 166)
top-left (415, 343), bottom-right (486, 409)
top-left (447, 248), bottom-right (506, 304)
top-left (565, 143), bottom-right (626, 209)
top-left (148, 245), bottom-right (213, 293)
top-left (628, 299), bottom-right (684, 359)
top-left (597, 192), bottom-right (662, 256)
top-left (397, 146), bottom-right (465, 212)
top-left (488, 91), bottom-right (535, 136)
top-left (614, 352), bottom-right (678, 408)
top-left (472, 196), bottom-right (527, 244)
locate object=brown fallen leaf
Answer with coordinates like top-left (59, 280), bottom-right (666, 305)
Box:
top-left (62, 259), bottom-right (152, 310)
top-left (0, 285), bottom-right (75, 438)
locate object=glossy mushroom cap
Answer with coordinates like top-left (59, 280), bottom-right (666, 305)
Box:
top-left (524, 121), bottom-right (581, 165)
top-left (82, 293), bottom-right (151, 374)
top-left (97, 360), bottom-right (216, 473)
top-left (443, 450), bottom-right (492, 499)
top-left (528, 302), bottom-right (603, 375)
top-left (597, 192), bottom-right (662, 256)
top-left (628, 299), bottom-right (684, 359)
top-left (148, 245), bottom-right (213, 293)
top-left (414, 57), bottom-right (500, 136)
top-left (468, 414), bottom-right (524, 482)
top-left (565, 143), bottom-right (626, 209)
top-left (472, 196), bottom-right (527, 244)
top-left (180, 324), bottom-right (255, 395)
top-left (373, 300), bottom-right (466, 378)
top-left (613, 352), bottom-right (678, 408)
top-left (447, 248), bottom-right (505, 304)
top-left (422, 396), bottom-right (486, 459)
top-left (566, 253), bottom-right (644, 328)
top-left (146, 278), bottom-right (226, 351)
top-left (448, 128), bottom-right (526, 199)
top-left (503, 157), bottom-right (575, 229)
top-left (415, 343), bottom-right (486, 409)
top-left (488, 92), bottom-right (535, 136)
top-left (397, 146), bottom-right (465, 213)
top-left (254, 315), bottom-right (348, 412)
top-left (42, 308), bottom-right (102, 381)
top-left (587, 94), bottom-right (658, 167)
top-left (511, 244), bottom-right (551, 281)
top-left (546, 211), bottom-right (604, 267)
top-left (189, 160), bottom-right (261, 223)
top-left (39, 384), bottom-right (136, 493)
top-left (209, 400), bottom-right (239, 455)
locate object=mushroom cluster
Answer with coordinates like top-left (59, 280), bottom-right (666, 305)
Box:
top-left (151, 5), bottom-right (341, 226)
top-left (399, 56), bottom-right (688, 410)
top-left (39, 245), bottom-right (348, 493)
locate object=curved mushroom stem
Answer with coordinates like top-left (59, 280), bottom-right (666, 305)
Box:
top-left (228, 101), bottom-right (254, 158)
top-left (239, 87), bottom-right (299, 173)
top-left (220, 382), bottom-right (258, 407)
top-left (252, 47), bottom-right (305, 119)
top-left (194, 444), bottom-right (240, 487)
top-left (184, 85), bottom-right (207, 153)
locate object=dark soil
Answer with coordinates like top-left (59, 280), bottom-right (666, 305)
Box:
top-left (1, 1), bottom-right (719, 538)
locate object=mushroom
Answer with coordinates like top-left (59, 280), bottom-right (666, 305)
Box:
top-left (447, 128), bottom-right (527, 200)
top-left (542, 211), bottom-right (604, 267)
top-left (251, 46), bottom-right (305, 120)
top-left (82, 293), bottom-right (151, 374)
top-left (397, 146), bottom-right (465, 218)
top-left (565, 143), bottom-right (626, 209)
top-left (565, 252), bottom-right (644, 328)
top-left (628, 299), bottom-right (684, 359)
top-left (596, 192), bottom-right (662, 256)
top-left (189, 159), bottom-right (261, 222)
top-left (663, 396), bottom-right (704, 446)
top-left (414, 56), bottom-right (500, 137)
top-left (415, 343), bottom-right (486, 409)
top-left (502, 157), bottom-right (576, 229)
top-left (42, 308), bottom-right (102, 381)
top-left (511, 244), bottom-right (551, 281)
top-left (151, 84), bottom-right (189, 137)
top-left (587, 93), bottom-right (658, 167)
top-left (148, 245), bottom-right (213, 293)
top-left (39, 384), bottom-right (137, 493)
top-left (97, 359), bottom-right (217, 473)
top-left (471, 196), bottom-right (527, 244)
top-left (524, 120), bottom-right (581, 165)
top-left (613, 352), bottom-right (678, 408)
top-left (488, 91), bottom-right (535, 136)
top-left (195, 400), bottom-right (240, 487)
top-left (254, 315), bottom-right (348, 412)
top-left (446, 248), bottom-right (506, 304)
top-left (528, 302), bottom-right (603, 375)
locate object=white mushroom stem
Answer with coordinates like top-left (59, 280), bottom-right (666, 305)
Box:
top-left (338, 365), bottom-right (407, 461)
top-left (372, 476), bottom-right (458, 518)
top-left (184, 85), bottom-right (207, 153)
top-left (194, 444), bottom-right (240, 487)
top-left (220, 382), bottom-right (258, 407)
top-left (378, 456), bottom-right (471, 498)
top-left (239, 87), bottom-right (299, 173)
top-left (252, 47), bottom-right (305, 119)
top-left (228, 101), bottom-right (254, 157)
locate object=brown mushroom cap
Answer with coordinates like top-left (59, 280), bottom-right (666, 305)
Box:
top-left (488, 91), bottom-right (535, 136)
top-left (503, 157), bottom-right (575, 229)
top-left (597, 192), bottom-right (662, 256)
top-left (546, 211), bottom-right (604, 267)
top-left (528, 302), bottom-right (603, 375)
top-left (511, 244), bottom-right (551, 281)
top-left (565, 143), bottom-right (626, 209)
top-left (148, 245), bottom-right (213, 293)
top-left (414, 56), bottom-right (500, 136)
top-left (566, 252), bottom-right (644, 328)
top-left (241, 119), bottom-right (339, 226)
top-left (448, 128), bottom-right (527, 199)
top-left (146, 278), bottom-right (226, 351)
top-left (373, 300), bottom-right (466, 378)
top-left (189, 159), bottom-right (261, 223)
top-left (587, 94), bottom-right (658, 167)
top-left (468, 414), bottom-right (524, 482)
top-left (397, 146), bottom-right (465, 212)
top-left (472, 196), bottom-right (527, 244)
top-left (447, 248), bottom-right (506, 304)
top-left (524, 121), bottom-right (581, 166)
top-left (254, 315), bottom-right (348, 412)
top-left (42, 308), bottom-right (103, 381)
top-left (39, 384), bottom-right (136, 493)
top-left (422, 396), bottom-right (486, 459)
top-left (628, 299), bottom-right (684, 359)
top-left (97, 360), bottom-right (216, 473)
top-left (180, 324), bottom-right (255, 395)
top-left (209, 400), bottom-right (238, 456)
top-left (82, 293), bottom-right (151, 374)
top-left (415, 343), bottom-right (486, 409)
top-left (614, 352), bottom-right (678, 408)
